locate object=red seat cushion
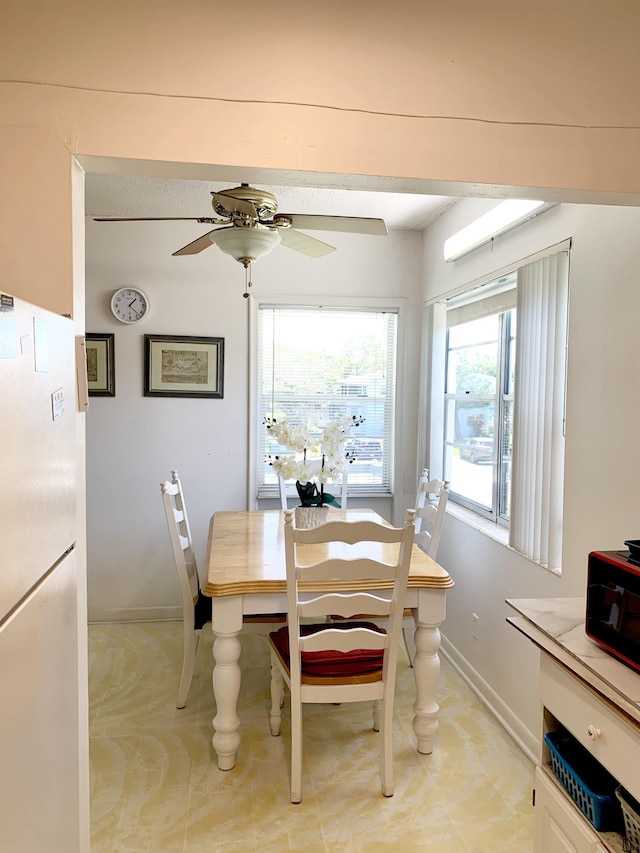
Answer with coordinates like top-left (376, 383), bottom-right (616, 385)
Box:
top-left (269, 622), bottom-right (386, 678)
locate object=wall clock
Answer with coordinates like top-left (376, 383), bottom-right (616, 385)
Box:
top-left (110, 287), bottom-right (150, 324)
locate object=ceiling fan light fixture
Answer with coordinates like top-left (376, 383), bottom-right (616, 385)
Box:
top-left (209, 226), bottom-right (281, 266)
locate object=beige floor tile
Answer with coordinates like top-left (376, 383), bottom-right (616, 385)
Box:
top-left (89, 622), bottom-right (535, 853)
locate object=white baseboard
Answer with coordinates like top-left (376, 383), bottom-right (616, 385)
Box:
top-left (440, 633), bottom-right (538, 764)
top-left (88, 606), bottom-right (182, 624)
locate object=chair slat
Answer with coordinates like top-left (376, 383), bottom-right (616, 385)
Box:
top-left (300, 627), bottom-right (388, 654)
top-left (297, 558), bottom-right (398, 582)
top-left (295, 517), bottom-right (410, 546)
top-left (298, 592), bottom-right (392, 619)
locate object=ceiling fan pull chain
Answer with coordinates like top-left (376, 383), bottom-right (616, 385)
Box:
top-left (243, 263), bottom-right (253, 299)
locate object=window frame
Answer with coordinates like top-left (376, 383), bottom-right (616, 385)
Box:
top-left (249, 295), bottom-right (406, 506)
top-left (430, 240), bottom-right (570, 571)
top-left (443, 301), bottom-right (515, 525)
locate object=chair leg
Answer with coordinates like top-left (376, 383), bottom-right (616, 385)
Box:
top-left (177, 627), bottom-right (198, 709)
top-left (372, 699), bottom-right (381, 732)
top-left (379, 694), bottom-right (395, 797)
top-left (269, 656), bottom-right (284, 736)
top-left (290, 692), bottom-right (303, 804)
top-left (402, 621), bottom-right (416, 667)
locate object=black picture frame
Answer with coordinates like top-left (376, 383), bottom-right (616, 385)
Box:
top-left (85, 333), bottom-right (115, 397)
top-left (144, 334), bottom-right (224, 399)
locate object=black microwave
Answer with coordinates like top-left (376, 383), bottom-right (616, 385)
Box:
top-left (586, 548), bottom-right (640, 673)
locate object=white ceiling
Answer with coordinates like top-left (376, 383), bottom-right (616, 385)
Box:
top-left (84, 174), bottom-right (458, 231)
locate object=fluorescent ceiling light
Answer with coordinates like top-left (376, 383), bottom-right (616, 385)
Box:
top-left (443, 199), bottom-right (548, 262)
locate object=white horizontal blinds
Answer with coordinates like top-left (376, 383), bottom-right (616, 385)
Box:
top-left (509, 250), bottom-right (569, 569)
top-left (258, 305), bottom-right (397, 495)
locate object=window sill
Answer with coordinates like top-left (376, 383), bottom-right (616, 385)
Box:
top-left (445, 503), bottom-right (562, 576)
top-left (445, 503), bottom-right (510, 547)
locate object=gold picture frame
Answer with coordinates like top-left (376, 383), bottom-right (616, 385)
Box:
top-left (85, 333), bottom-right (115, 397)
top-left (144, 334), bottom-right (224, 398)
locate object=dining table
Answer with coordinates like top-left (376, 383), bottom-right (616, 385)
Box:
top-left (203, 508), bottom-right (454, 770)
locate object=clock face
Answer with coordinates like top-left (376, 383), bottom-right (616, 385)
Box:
top-left (111, 288), bottom-right (149, 324)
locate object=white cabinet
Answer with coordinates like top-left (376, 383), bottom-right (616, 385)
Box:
top-left (540, 654), bottom-right (640, 798)
top-left (535, 767), bottom-right (608, 853)
top-left (534, 652), bottom-right (640, 853)
top-left (506, 599), bottom-right (640, 853)
top-left (534, 655), bottom-right (634, 853)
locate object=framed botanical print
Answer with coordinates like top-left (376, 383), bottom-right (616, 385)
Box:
top-left (144, 334), bottom-right (224, 398)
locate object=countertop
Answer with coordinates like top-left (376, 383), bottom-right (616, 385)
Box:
top-left (507, 597), bottom-right (640, 726)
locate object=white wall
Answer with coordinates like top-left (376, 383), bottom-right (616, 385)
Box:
top-left (85, 219), bottom-right (423, 620)
top-left (421, 201), bottom-right (640, 746)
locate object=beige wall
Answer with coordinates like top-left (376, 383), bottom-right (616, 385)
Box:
top-left (3, 1), bottom-right (640, 314)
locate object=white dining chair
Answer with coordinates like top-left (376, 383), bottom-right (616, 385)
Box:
top-left (268, 508), bottom-right (415, 803)
top-left (160, 469), bottom-right (284, 709)
top-left (402, 468), bottom-right (449, 664)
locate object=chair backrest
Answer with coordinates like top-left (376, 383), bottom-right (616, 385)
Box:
top-left (414, 467), bottom-right (449, 558)
top-left (160, 470), bottom-right (200, 621)
top-left (279, 461), bottom-right (349, 510)
top-left (283, 508), bottom-right (415, 688)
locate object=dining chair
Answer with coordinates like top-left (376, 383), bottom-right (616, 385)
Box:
top-left (413, 468), bottom-right (449, 557)
top-left (268, 507), bottom-right (415, 803)
top-left (278, 462), bottom-right (349, 510)
top-left (160, 470), bottom-right (284, 709)
top-left (402, 468), bottom-right (449, 664)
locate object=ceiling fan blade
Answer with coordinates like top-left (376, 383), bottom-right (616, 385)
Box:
top-left (278, 228), bottom-right (336, 258)
top-left (278, 214), bottom-right (388, 236)
top-left (172, 229), bottom-right (219, 256)
top-left (211, 192), bottom-right (257, 218)
top-left (93, 216), bottom-right (223, 223)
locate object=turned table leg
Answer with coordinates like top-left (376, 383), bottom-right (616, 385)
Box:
top-left (412, 621), bottom-right (441, 754)
top-left (211, 596), bottom-right (243, 770)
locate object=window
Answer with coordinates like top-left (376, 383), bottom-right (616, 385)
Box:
top-left (444, 273), bottom-right (516, 523)
top-left (441, 248), bottom-right (569, 570)
top-left (257, 304), bottom-right (397, 496)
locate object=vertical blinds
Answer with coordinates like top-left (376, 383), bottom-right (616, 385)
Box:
top-left (509, 250), bottom-right (569, 570)
top-left (257, 304), bottom-right (397, 495)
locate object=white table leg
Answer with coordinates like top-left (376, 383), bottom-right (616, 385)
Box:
top-left (211, 597), bottom-right (243, 770)
top-left (411, 588), bottom-right (447, 755)
top-left (412, 622), bottom-right (441, 754)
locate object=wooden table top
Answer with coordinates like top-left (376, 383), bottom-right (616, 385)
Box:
top-left (204, 509), bottom-right (454, 597)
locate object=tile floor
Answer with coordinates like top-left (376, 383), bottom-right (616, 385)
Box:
top-left (89, 622), bottom-right (534, 852)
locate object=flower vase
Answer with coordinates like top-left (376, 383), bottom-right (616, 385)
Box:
top-left (294, 505), bottom-right (330, 529)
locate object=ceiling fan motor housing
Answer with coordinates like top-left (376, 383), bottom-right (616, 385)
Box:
top-left (212, 185), bottom-right (279, 221)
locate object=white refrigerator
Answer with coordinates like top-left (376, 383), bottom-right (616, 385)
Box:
top-left (0, 293), bottom-right (82, 851)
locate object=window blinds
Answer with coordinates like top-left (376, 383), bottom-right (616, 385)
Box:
top-left (257, 304), bottom-right (397, 495)
top-left (509, 250), bottom-right (569, 570)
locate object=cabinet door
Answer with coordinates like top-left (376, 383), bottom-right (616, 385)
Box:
top-left (534, 768), bottom-right (602, 853)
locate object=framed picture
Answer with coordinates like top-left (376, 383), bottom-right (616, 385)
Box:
top-left (85, 333), bottom-right (115, 397)
top-left (144, 334), bottom-right (224, 398)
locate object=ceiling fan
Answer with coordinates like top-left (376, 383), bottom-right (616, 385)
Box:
top-left (94, 183), bottom-right (388, 268)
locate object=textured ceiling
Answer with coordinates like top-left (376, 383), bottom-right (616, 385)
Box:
top-left (84, 174), bottom-right (457, 231)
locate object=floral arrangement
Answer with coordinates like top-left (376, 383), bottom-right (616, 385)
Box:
top-left (265, 414), bottom-right (365, 507)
